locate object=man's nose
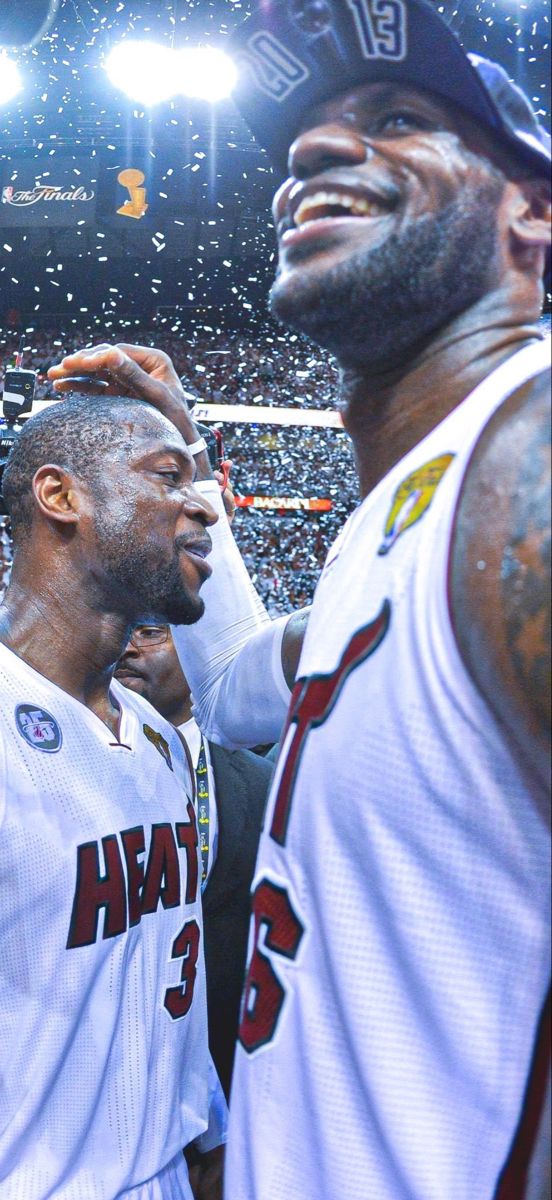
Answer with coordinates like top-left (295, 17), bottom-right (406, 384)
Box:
top-left (288, 122), bottom-right (370, 181)
top-left (119, 641), bottom-right (139, 662)
top-left (183, 484), bottom-right (219, 528)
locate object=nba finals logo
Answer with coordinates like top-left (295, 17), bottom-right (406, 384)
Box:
top-left (379, 454), bottom-right (455, 555)
top-left (1, 184), bottom-right (94, 207)
top-left (117, 168), bottom-right (148, 219)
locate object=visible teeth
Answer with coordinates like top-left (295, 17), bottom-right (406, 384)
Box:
top-left (293, 191), bottom-right (384, 227)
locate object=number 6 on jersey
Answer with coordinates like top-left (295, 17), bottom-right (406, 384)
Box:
top-left (239, 878), bottom-right (304, 1054)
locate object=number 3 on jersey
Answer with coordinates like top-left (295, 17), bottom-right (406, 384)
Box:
top-left (239, 602), bottom-right (391, 1053)
top-left (164, 919), bottom-right (200, 1020)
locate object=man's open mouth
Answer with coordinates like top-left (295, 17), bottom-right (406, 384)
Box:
top-left (292, 189), bottom-right (391, 227)
top-left (276, 174), bottom-right (400, 239)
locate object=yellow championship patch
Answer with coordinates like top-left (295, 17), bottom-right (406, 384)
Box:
top-left (143, 723), bottom-right (173, 772)
top-left (379, 454), bottom-right (455, 556)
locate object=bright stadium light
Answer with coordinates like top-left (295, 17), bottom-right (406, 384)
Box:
top-left (177, 47), bottom-right (238, 102)
top-left (0, 54), bottom-right (22, 105)
top-left (105, 41), bottom-right (179, 106)
top-left (105, 41), bottom-right (237, 105)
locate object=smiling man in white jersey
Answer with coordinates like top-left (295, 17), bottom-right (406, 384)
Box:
top-left (0, 391), bottom-right (230, 1200)
top-left (49, 3), bottom-right (551, 1195)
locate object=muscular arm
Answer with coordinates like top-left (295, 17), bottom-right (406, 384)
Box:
top-left (450, 369), bottom-right (550, 810)
top-left (172, 479), bottom-right (307, 749)
top-left (282, 607), bottom-right (311, 689)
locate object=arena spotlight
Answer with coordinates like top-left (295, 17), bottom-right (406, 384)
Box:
top-left (105, 41), bottom-right (179, 106)
top-left (177, 47), bottom-right (238, 102)
top-left (0, 54), bottom-right (23, 105)
top-left (105, 41), bottom-right (237, 106)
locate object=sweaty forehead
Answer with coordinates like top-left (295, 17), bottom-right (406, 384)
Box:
top-left (113, 405), bottom-right (186, 456)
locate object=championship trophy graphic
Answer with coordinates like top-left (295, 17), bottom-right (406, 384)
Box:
top-left (116, 168), bottom-right (148, 219)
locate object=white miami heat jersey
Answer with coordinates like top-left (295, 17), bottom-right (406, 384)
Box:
top-left (226, 339), bottom-right (551, 1200)
top-left (0, 646), bottom-right (219, 1199)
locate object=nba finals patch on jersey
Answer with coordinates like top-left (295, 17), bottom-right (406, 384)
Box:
top-left (379, 454), bottom-right (455, 556)
top-left (143, 723), bottom-right (173, 771)
top-left (15, 703), bottom-right (62, 752)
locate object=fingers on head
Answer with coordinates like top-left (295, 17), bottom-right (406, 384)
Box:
top-left (116, 342), bottom-right (170, 364)
top-left (52, 380), bottom-right (107, 394)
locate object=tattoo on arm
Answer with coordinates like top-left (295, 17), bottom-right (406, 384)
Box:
top-left (501, 406), bottom-right (551, 729)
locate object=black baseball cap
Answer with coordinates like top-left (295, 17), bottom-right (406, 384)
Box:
top-left (230, 0), bottom-right (551, 180)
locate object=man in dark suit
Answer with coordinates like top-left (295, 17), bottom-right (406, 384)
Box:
top-left (115, 623), bottom-right (273, 1099)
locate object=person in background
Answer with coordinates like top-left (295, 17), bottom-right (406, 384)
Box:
top-left (115, 621), bottom-right (273, 1099)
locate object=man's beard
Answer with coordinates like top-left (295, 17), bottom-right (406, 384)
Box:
top-left (92, 519), bottom-right (205, 626)
top-left (269, 181), bottom-right (504, 369)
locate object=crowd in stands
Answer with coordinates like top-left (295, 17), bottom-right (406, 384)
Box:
top-left (0, 318), bottom-right (341, 411)
top-left (0, 317), bottom-right (359, 613)
top-left (6, 311), bottom-right (547, 610)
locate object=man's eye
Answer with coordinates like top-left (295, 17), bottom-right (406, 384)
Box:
top-left (377, 111), bottom-right (432, 133)
top-left (158, 469), bottom-right (180, 483)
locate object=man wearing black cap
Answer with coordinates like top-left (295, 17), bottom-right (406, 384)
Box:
top-left (50, 4), bottom-right (551, 1197)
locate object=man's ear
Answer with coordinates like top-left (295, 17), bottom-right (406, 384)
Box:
top-left (509, 178), bottom-right (552, 251)
top-left (32, 464), bottom-right (82, 527)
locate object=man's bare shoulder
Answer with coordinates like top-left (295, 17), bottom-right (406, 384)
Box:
top-left (450, 365), bottom-right (551, 805)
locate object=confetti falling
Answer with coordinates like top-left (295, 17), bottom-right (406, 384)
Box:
top-left (0, 0), bottom-right (279, 320)
top-left (0, 1), bottom-right (550, 609)
top-left (0, 0), bottom-right (549, 320)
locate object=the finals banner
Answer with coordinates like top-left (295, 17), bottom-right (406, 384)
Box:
top-left (0, 153), bottom-right (98, 227)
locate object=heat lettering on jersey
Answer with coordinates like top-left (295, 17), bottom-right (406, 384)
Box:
top-left (66, 800), bottom-right (198, 949)
top-left (238, 604), bottom-right (391, 1054)
top-left (270, 600), bottom-right (391, 846)
top-left (66, 801), bottom-right (201, 1021)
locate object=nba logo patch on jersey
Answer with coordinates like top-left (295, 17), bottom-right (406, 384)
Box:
top-left (379, 453), bottom-right (455, 556)
top-left (15, 703), bottom-right (62, 752)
